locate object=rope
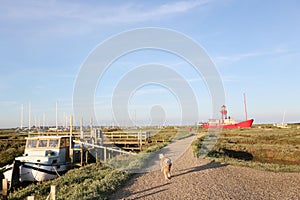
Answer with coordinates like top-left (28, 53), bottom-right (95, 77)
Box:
top-left (52, 165), bottom-right (61, 177)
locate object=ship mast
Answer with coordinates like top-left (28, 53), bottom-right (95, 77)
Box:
top-left (28, 102), bottom-right (31, 131)
top-left (56, 101), bottom-right (58, 130)
top-left (20, 104), bottom-right (24, 129)
top-left (244, 93), bottom-right (248, 120)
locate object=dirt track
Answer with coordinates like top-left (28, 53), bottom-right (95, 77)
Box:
top-left (110, 138), bottom-right (300, 200)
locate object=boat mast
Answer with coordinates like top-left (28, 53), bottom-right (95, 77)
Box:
top-left (69, 115), bottom-right (73, 164)
top-left (243, 93), bottom-right (248, 120)
top-left (282, 110), bottom-right (286, 125)
top-left (21, 104), bottom-right (24, 129)
top-left (43, 113), bottom-right (45, 130)
top-left (28, 102), bottom-right (31, 131)
top-left (56, 101), bottom-right (58, 130)
top-left (80, 117), bottom-right (83, 139)
top-left (90, 117), bottom-right (93, 138)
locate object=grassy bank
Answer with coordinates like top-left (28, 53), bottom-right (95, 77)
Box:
top-left (8, 164), bottom-right (130, 200)
top-left (0, 129), bottom-right (26, 168)
top-left (192, 126), bottom-right (300, 172)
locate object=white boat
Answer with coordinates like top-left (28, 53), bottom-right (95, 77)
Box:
top-left (2, 136), bottom-right (74, 187)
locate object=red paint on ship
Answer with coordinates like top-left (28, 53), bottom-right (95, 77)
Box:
top-left (201, 105), bottom-right (254, 129)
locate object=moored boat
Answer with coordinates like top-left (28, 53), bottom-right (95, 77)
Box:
top-left (201, 105), bottom-right (254, 129)
top-left (202, 118), bottom-right (254, 128)
top-left (2, 135), bottom-right (75, 187)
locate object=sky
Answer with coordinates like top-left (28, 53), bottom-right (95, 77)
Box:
top-left (0, 0), bottom-right (300, 128)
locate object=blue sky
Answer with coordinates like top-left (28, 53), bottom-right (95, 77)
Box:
top-left (0, 0), bottom-right (300, 128)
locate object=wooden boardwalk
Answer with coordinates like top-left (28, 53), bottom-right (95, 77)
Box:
top-left (1, 130), bottom-right (151, 151)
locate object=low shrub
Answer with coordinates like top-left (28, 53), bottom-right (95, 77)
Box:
top-left (8, 164), bottom-right (130, 200)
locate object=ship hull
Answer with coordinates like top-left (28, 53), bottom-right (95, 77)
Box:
top-left (19, 163), bottom-right (69, 182)
top-left (2, 162), bottom-right (69, 187)
top-left (202, 119), bottom-right (254, 129)
top-left (2, 163), bottom-right (15, 185)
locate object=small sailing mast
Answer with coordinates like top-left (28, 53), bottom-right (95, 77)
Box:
top-left (243, 93), bottom-right (248, 120)
top-left (282, 110), bottom-right (286, 126)
top-left (20, 104), bottom-right (24, 129)
top-left (56, 101), bottom-right (58, 131)
top-left (28, 102), bottom-right (31, 131)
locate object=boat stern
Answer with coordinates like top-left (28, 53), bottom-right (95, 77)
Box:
top-left (1, 160), bottom-right (21, 189)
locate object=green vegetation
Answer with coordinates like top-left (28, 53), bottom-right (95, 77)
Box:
top-left (191, 135), bottom-right (205, 157)
top-left (148, 126), bottom-right (194, 142)
top-left (0, 129), bottom-right (26, 167)
top-left (8, 164), bottom-right (130, 200)
top-left (148, 126), bottom-right (178, 142)
top-left (3, 126), bottom-right (188, 199)
top-left (7, 126), bottom-right (300, 199)
top-left (192, 126), bottom-right (300, 172)
top-left (0, 143), bottom-right (24, 167)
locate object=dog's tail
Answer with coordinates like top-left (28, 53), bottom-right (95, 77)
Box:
top-left (159, 153), bottom-right (164, 159)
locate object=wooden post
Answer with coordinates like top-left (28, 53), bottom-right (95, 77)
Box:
top-left (96, 150), bottom-right (98, 163)
top-left (104, 147), bottom-right (107, 162)
top-left (85, 150), bottom-right (89, 164)
top-left (69, 115), bottom-right (73, 165)
top-left (100, 130), bottom-right (103, 146)
top-left (50, 185), bottom-right (56, 200)
top-left (80, 144), bottom-right (84, 167)
top-left (80, 117), bottom-right (83, 140)
top-left (139, 131), bottom-right (142, 151)
top-left (27, 196), bottom-right (35, 200)
top-left (90, 118), bottom-right (93, 138)
top-left (95, 129), bottom-right (98, 144)
top-left (2, 179), bottom-right (8, 196)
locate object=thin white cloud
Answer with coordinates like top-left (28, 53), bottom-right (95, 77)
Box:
top-left (110, 0), bottom-right (210, 24)
top-left (214, 48), bottom-right (292, 64)
top-left (216, 52), bottom-right (264, 63)
top-left (0, 0), bottom-right (212, 36)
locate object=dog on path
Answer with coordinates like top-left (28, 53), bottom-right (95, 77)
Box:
top-left (159, 154), bottom-right (172, 180)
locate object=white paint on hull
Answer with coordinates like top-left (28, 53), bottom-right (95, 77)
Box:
top-left (20, 163), bottom-right (69, 182)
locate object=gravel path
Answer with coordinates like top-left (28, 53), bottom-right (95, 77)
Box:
top-left (110, 136), bottom-right (300, 200)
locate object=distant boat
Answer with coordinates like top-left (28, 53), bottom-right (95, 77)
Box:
top-left (201, 104), bottom-right (254, 129)
top-left (273, 110), bottom-right (289, 128)
top-left (1, 135), bottom-right (77, 188)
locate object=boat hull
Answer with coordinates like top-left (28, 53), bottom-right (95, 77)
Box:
top-left (202, 119), bottom-right (254, 129)
top-left (2, 161), bottom-right (21, 188)
top-left (19, 163), bottom-right (69, 182)
top-left (2, 163), bottom-right (14, 185)
top-left (2, 162), bottom-right (69, 187)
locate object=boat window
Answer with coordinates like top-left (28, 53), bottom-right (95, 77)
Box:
top-left (27, 140), bottom-right (37, 148)
top-left (38, 139), bottom-right (48, 148)
top-left (65, 137), bottom-right (70, 146)
top-left (60, 138), bottom-right (66, 147)
top-left (49, 139), bottom-right (59, 148)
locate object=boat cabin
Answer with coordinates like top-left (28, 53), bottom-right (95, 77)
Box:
top-left (16, 136), bottom-right (73, 165)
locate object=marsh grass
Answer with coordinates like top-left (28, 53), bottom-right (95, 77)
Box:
top-left (193, 126), bottom-right (300, 172)
top-left (8, 164), bottom-right (130, 200)
top-left (0, 141), bottom-right (25, 167)
top-left (209, 156), bottom-right (300, 172)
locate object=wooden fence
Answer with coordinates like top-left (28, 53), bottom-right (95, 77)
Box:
top-left (2, 180), bottom-right (57, 200)
top-left (73, 140), bottom-right (136, 164)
